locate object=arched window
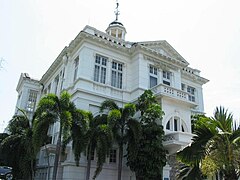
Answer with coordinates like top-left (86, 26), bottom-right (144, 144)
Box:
top-left (165, 116), bottom-right (188, 132)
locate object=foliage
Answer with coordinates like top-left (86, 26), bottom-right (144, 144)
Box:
top-left (0, 111), bottom-right (35, 179)
top-left (177, 107), bottom-right (240, 180)
top-left (0, 133), bottom-right (8, 165)
top-left (126, 90), bottom-right (167, 180)
top-left (33, 91), bottom-right (76, 180)
top-left (85, 113), bottom-right (113, 180)
top-left (100, 100), bottom-right (140, 180)
top-left (62, 109), bottom-right (88, 166)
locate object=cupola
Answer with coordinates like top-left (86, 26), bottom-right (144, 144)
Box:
top-left (106, 1), bottom-right (126, 40)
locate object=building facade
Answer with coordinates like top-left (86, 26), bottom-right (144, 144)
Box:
top-left (14, 16), bottom-right (208, 180)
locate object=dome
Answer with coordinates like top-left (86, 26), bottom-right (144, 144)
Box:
top-left (109, 21), bottom-right (124, 27)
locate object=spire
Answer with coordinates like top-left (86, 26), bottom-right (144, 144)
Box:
top-left (106, 0), bottom-right (126, 40)
top-left (114, 0), bottom-right (120, 21)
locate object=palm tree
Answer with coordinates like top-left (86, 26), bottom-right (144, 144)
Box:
top-left (100, 100), bottom-right (141, 180)
top-left (1, 109), bottom-right (35, 179)
top-left (61, 109), bottom-right (88, 167)
top-left (177, 106), bottom-right (240, 180)
top-left (33, 91), bottom-right (75, 180)
top-left (85, 113), bottom-right (113, 180)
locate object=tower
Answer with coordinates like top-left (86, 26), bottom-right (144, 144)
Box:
top-left (106, 0), bottom-right (126, 40)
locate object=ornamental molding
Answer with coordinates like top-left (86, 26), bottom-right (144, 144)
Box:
top-left (138, 40), bottom-right (189, 65)
top-left (144, 55), bottom-right (179, 71)
top-left (181, 70), bottom-right (209, 84)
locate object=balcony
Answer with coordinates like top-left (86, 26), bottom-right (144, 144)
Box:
top-left (151, 84), bottom-right (197, 107)
top-left (41, 143), bottom-right (57, 153)
top-left (163, 131), bottom-right (194, 154)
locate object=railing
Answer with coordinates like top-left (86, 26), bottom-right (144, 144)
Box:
top-left (151, 84), bottom-right (196, 105)
top-left (163, 132), bottom-right (193, 145)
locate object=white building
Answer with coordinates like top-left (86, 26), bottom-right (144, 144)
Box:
top-left (14, 5), bottom-right (208, 180)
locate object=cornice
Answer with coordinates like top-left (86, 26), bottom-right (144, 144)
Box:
top-left (81, 32), bottom-right (132, 55)
top-left (16, 73), bottom-right (40, 92)
top-left (133, 44), bottom-right (188, 69)
top-left (138, 40), bottom-right (189, 65)
top-left (181, 70), bottom-right (209, 85)
top-left (40, 47), bottom-right (68, 84)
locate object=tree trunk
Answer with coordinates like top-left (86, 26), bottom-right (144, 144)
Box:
top-left (44, 144), bottom-right (51, 180)
top-left (117, 143), bottom-right (123, 180)
top-left (86, 145), bottom-right (92, 180)
top-left (30, 159), bottom-right (34, 180)
top-left (52, 125), bottom-right (62, 180)
top-left (135, 175), bottom-right (143, 180)
top-left (224, 172), bottom-right (238, 180)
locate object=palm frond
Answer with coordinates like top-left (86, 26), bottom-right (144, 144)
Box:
top-left (93, 124), bottom-right (113, 179)
top-left (99, 99), bottom-right (119, 113)
top-left (212, 106), bottom-right (233, 132)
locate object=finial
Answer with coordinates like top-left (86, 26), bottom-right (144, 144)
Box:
top-left (114, 0), bottom-right (120, 21)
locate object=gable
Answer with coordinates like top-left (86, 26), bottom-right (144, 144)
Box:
top-left (138, 40), bottom-right (189, 65)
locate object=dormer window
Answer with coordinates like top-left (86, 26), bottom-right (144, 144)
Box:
top-left (163, 71), bottom-right (171, 86)
top-left (149, 65), bottom-right (158, 88)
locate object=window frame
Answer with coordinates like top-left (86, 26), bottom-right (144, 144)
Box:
top-left (94, 54), bottom-right (107, 84)
top-left (111, 61), bottom-right (123, 89)
top-left (109, 149), bottom-right (117, 163)
top-left (162, 70), bottom-right (171, 86)
top-left (73, 56), bottom-right (79, 82)
top-left (187, 85), bottom-right (196, 102)
top-left (54, 75), bottom-right (59, 94)
top-left (26, 90), bottom-right (38, 113)
top-left (149, 65), bottom-right (158, 88)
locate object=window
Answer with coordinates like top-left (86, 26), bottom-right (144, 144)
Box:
top-left (187, 86), bottom-right (195, 102)
top-left (60, 68), bottom-right (65, 90)
top-left (149, 65), bottom-right (158, 88)
top-left (111, 61), bottom-right (123, 89)
top-left (47, 83), bottom-right (51, 93)
top-left (26, 90), bottom-right (38, 112)
top-left (181, 83), bottom-right (186, 91)
top-left (91, 149), bottom-right (95, 160)
top-left (182, 125), bottom-right (185, 132)
top-left (166, 117), bottom-right (187, 132)
top-left (166, 121), bottom-right (170, 130)
top-left (174, 118), bottom-right (178, 131)
top-left (109, 149), bottom-right (117, 163)
top-left (163, 70), bottom-right (171, 86)
top-left (94, 55), bottom-right (107, 84)
top-left (73, 57), bottom-right (79, 81)
top-left (54, 75), bottom-right (59, 94)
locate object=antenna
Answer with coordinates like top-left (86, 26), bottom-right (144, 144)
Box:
top-left (114, 0), bottom-right (120, 21)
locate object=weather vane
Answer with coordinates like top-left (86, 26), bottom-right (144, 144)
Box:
top-left (114, 0), bottom-right (120, 21)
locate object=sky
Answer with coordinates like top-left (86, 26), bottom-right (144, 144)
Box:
top-left (1, 0), bottom-right (240, 132)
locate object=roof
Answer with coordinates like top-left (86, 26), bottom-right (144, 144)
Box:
top-left (109, 21), bottom-right (124, 27)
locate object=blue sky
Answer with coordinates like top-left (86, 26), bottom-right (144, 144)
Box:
top-left (1, 0), bottom-right (240, 132)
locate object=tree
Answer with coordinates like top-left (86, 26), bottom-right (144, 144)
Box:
top-left (0, 133), bottom-right (9, 165)
top-left (62, 109), bottom-right (88, 167)
top-left (84, 113), bottom-right (113, 180)
top-left (126, 90), bottom-right (167, 180)
top-left (33, 91), bottom-right (75, 180)
top-left (177, 107), bottom-right (240, 180)
top-left (0, 110), bottom-right (35, 179)
top-left (100, 100), bottom-right (141, 180)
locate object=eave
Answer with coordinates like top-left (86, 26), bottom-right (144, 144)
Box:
top-left (40, 47), bottom-right (68, 84)
top-left (181, 69), bottom-right (209, 85)
top-left (132, 44), bottom-right (188, 69)
top-left (138, 40), bottom-right (189, 65)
